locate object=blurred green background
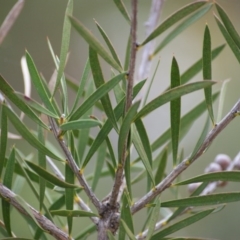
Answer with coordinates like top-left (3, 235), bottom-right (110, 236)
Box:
top-left (0, 0), bottom-right (240, 239)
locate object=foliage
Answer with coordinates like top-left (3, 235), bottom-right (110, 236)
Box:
top-left (0, 1), bottom-right (240, 240)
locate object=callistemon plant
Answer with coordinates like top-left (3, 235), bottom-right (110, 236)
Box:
top-left (0, 1), bottom-right (240, 240)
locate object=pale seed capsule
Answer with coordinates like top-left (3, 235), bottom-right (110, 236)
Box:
top-left (214, 154), bottom-right (231, 170)
top-left (234, 155), bottom-right (240, 170)
top-left (204, 162), bottom-right (222, 173)
top-left (188, 182), bottom-right (201, 194)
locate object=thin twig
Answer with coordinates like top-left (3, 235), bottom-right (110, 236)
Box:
top-left (109, 0), bottom-right (138, 207)
top-left (0, 0), bottom-right (25, 45)
top-left (46, 156), bottom-right (99, 225)
top-left (48, 117), bottom-right (103, 213)
top-left (135, 0), bottom-right (164, 102)
top-left (0, 183), bottom-right (71, 240)
top-left (131, 99), bottom-right (240, 214)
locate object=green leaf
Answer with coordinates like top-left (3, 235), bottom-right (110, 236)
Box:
top-left (89, 47), bottom-right (118, 130)
top-left (77, 81), bottom-right (94, 164)
top-left (4, 106), bottom-right (63, 161)
top-left (107, 230), bottom-right (116, 240)
top-left (112, 0), bottom-right (130, 24)
top-left (155, 147), bottom-right (168, 185)
top-left (25, 51), bottom-right (57, 115)
top-left (16, 93), bottom-right (59, 118)
top-left (132, 124), bottom-right (155, 185)
top-left (0, 75), bottom-right (48, 129)
top-left (190, 117), bottom-right (210, 159)
top-left (154, 3), bottom-right (212, 55)
top-left (170, 57), bottom-right (181, 166)
top-left (69, 72), bottom-right (125, 121)
top-left (60, 119), bottom-right (101, 131)
top-left (176, 171), bottom-right (240, 185)
top-left (214, 15), bottom-right (240, 64)
top-left (51, 210), bottom-right (98, 217)
top-left (69, 16), bottom-right (122, 72)
top-left (203, 25), bottom-right (214, 124)
top-left (0, 105), bottom-right (7, 177)
top-left (95, 20), bottom-right (122, 67)
top-left (217, 79), bottom-right (230, 122)
top-left (120, 219), bottom-right (136, 240)
top-left (151, 209), bottom-right (214, 240)
top-left (140, 1), bottom-right (207, 46)
top-left (161, 192), bottom-right (240, 208)
top-left (146, 198), bottom-right (161, 240)
top-left (151, 92), bottom-right (219, 152)
top-left (53, 0), bottom-right (73, 96)
top-left (37, 126), bottom-right (46, 212)
top-left (70, 59), bottom-right (90, 116)
top-left (25, 160), bottom-right (79, 188)
top-left (2, 148), bottom-right (15, 236)
top-left (92, 142), bottom-right (107, 191)
top-left (135, 81), bottom-right (216, 121)
top-left (215, 3), bottom-right (240, 49)
top-left (181, 44), bottom-right (225, 85)
top-left (118, 101), bottom-right (140, 161)
top-left (83, 79), bottom-right (146, 168)
top-left (75, 224), bottom-right (96, 240)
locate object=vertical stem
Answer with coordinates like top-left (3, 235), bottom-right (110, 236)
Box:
top-left (109, 0), bottom-right (138, 207)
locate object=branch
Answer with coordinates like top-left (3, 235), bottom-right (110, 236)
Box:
top-left (0, 183), bottom-right (71, 240)
top-left (135, 0), bottom-right (164, 102)
top-left (48, 117), bottom-right (103, 213)
top-left (0, 0), bottom-right (25, 45)
top-left (131, 99), bottom-right (240, 214)
top-left (109, 0), bottom-right (138, 207)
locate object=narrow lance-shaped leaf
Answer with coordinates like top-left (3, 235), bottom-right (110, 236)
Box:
top-left (112, 0), bottom-right (130, 24)
top-left (25, 51), bottom-right (57, 115)
top-left (70, 59), bottom-right (90, 116)
top-left (0, 75), bottom-right (48, 129)
top-left (214, 14), bottom-right (240, 64)
top-left (134, 119), bottom-right (153, 190)
top-left (60, 119), bottom-right (101, 131)
top-left (215, 3), bottom-right (240, 49)
top-left (4, 105), bottom-right (63, 161)
top-left (161, 192), bottom-right (240, 208)
top-left (151, 208), bottom-right (214, 240)
top-left (92, 142), bottom-right (107, 191)
top-left (118, 101), bottom-right (140, 162)
top-left (146, 198), bottom-right (161, 240)
top-left (38, 126), bottom-right (46, 212)
top-left (154, 3), bottom-right (212, 55)
top-left (69, 72), bottom-right (126, 121)
top-left (203, 25), bottom-right (214, 124)
top-left (16, 93), bottom-right (59, 119)
top-left (155, 147), bottom-right (168, 185)
top-left (89, 47), bottom-right (118, 130)
top-left (95, 20), bottom-right (122, 67)
top-left (170, 56), bottom-right (181, 166)
top-left (69, 16), bottom-right (122, 72)
top-left (120, 219), bottom-right (136, 240)
top-left (0, 105), bottom-right (7, 177)
top-left (77, 81), bottom-right (94, 164)
top-left (65, 132), bottom-right (75, 235)
top-left (135, 81), bottom-right (216, 121)
top-left (175, 171), bottom-right (240, 185)
top-left (83, 79), bottom-right (146, 169)
top-left (25, 160), bottom-right (79, 188)
top-left (140, 1), bottom-right (207, 46)
top-left (53, 0), bottom-right (73, 96)
top-left (2, 147), bottom-right (15, 236)
top-left (217, 79), bottom-right (230, 122)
